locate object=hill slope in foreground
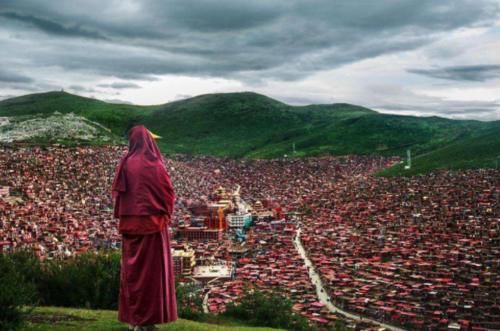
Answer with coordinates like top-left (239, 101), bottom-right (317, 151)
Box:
top-left (21, 307), bottom-right (283, 331)
top-left (0, 91), bottom-right (498, 173)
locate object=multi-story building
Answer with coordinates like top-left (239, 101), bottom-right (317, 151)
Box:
top-left (172, 243), bottom-right (196, 276)
top-left (178, 226), bottom-right (224, 241)
top-left (226, 212), bottom-right (252, 229)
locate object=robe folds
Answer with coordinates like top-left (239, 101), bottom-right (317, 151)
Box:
top-left (112, 126), bottom-right (175, 218)
top-left (112, 125), bottom-right (177, 326)
top-left (118, 218), bottom-right (178, 326)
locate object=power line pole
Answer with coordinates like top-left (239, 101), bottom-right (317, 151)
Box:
top-left (405, 149), bottom-right (411, 170)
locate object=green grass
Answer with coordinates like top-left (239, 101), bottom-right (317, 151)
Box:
top-left (378, 126), bottom-right (500, 176)
top-left (1, 90), bottom-right (498, 174)
top-left (0, 91), bottom-right (159, 138)
top-left (20, 307), bottom-right (284, 331)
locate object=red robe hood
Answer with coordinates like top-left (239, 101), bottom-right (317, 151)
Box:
top-left (112, 125), bottom-right (175, 218)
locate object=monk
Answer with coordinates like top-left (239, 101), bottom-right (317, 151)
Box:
top-left (112, 125), bottom-right (178, 331)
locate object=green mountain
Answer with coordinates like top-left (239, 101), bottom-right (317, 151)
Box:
top-left (378, 125), bottom-right (500, 176)
top-left (0, 91), bottom-right (160, 138)
top-left (0, 91), bottom-right (498, 173)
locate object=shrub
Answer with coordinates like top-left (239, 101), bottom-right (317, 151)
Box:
top-left (0, 253), bottom-right (37, 331)
top-left (39, 251), bottom-right (121, 309)
top-left (4, 250), bottom-right (200, 316)
top-left (175, 277), bottom-right (204, 320)
top-left (4, 250), bottom-right (42, 285)
top-left (223, 286), bottom-right (316, 331)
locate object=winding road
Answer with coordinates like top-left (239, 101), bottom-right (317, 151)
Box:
top-left (293, 225), bottom-right (406, 331)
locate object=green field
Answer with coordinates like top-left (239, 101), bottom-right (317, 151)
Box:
top-left (1, 90), bottom-right (498, 174)
top-left (378, 126), bottom-right (500, 176)
top-left (20, 307), bottom-right (283, 331)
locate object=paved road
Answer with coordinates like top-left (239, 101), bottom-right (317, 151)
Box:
top-left (293, 226), bottom-right (406, 331)
top-left (202, 289), bottom-right (209, 314)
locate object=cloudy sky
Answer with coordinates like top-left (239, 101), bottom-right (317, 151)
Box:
top-left (1, 0), bottom-right (499, 120)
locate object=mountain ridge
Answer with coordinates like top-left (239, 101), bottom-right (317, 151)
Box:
top-left (0, 90), bottom-right (498, 174)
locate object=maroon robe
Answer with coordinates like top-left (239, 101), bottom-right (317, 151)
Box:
top-left (118, 220), bottom-right (177, 325)
top-left (112, 125), bottom-right (177, 326)
top-left (112, 125), bottom-right (175, 218)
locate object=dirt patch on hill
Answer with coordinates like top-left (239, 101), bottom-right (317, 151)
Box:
top-left (28, 312), bottom-right (96, 324)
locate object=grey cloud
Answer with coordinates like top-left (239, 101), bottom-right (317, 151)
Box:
top-left (376, 99), bottom-right (500, 119)
top-left (68, 85), bottom-right (97, 93)
top-left (104, 99), bottom-right (135, 105)
top-left (408, 65), bottom-right (500, 81)
top-left (0, 94), bottom-right (16, 100)
top-left (279, 95), bottom-right (331, 105)
top-left (152, 0), bottom-right (284, 32)
top-left (0, 0), bottom-right (499, 121)
top-left (0, 0), bottom-right (498, 82)
top-left (0, 68), bottom-right (33, 83)
top-left (364, 82), bottom-right (500, 120)
top-left (97, 82), bottom-right (141, 89)
top-left (173, 94), bottom-right (193, 101)
top-left (0, 11), bottom-right (107, 40)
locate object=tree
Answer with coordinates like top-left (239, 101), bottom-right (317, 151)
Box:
top-left (223, 285), bottom-right (316, 331)
top-left (0, 253), bottom-right (37, 331)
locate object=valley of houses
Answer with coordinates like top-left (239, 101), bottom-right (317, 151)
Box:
top-left (0, 145), bottom-right (498, 330)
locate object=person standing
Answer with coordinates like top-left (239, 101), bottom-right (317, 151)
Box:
top-left (112, 125), bottom-right (177, 331)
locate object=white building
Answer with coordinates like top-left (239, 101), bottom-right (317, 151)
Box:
top-left (226, 184), bottom-right (253, 229)
top-left (192, 260), bottom-right (234, 283)
top-left (0, 186), bottom-right (10, 198)
top-left (226, 213), bottom-right (252, 229)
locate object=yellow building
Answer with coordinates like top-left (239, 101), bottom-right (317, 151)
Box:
top-left (172, 243), bottom-right (196, 276)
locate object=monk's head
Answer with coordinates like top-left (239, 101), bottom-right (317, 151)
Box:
top-left (127, 125), bottom-right (162, 160)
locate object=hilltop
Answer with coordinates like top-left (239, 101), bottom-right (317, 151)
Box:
top-left (0, 91), bottom-right (498, 173)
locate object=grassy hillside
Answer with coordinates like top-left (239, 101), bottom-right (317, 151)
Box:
top-left (21, 307), bottom-right (283, 331)
top-left (0, 112), bottom-right (120, 145)
top-left (379, 125), bottom-right (500, 176)
top-left (141, 92), bottom-right (495, 158)
top-left (1, 91), bottom-right (498, 172)
top-left (0, 91), bottom-right (158, 138)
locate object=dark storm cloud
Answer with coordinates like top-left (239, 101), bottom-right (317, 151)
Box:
top-left (0, 68), bottom-right (33, 83)
top-left (0, 0), bottom-right (498, 82)
top-left (408, 65), bottom-right (500, 81)
top-left (153, 0), bottom-right (283, 31)
top-left (0, 0), bottom-right (499, 120)
top-left (0, 11), bottom-right (107, 40)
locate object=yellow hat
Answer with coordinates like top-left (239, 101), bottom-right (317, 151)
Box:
top-left (147, 129), bottom-right (162, 140)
